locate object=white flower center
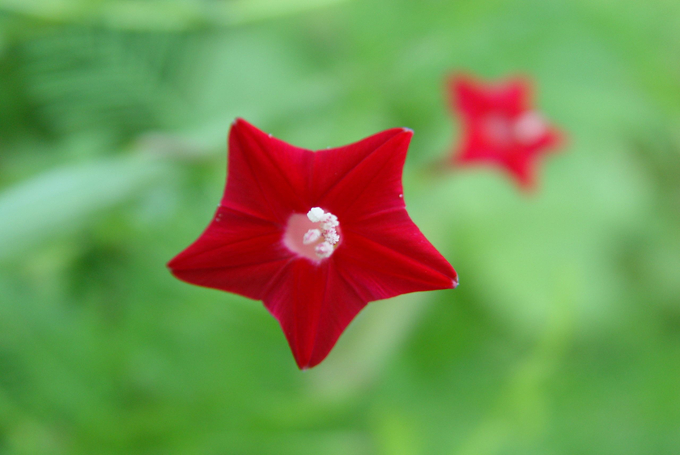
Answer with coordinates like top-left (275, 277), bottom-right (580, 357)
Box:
top-left (513, 111), bottom-right (547, 145)
top-left (482, 111), bottom-right (547, 148)
top-left (283, 207), bottom-right (342, 261)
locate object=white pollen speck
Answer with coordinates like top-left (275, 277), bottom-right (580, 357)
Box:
top-left (303, 229), bottom-right (321, 245)
top-left (268, 133), bottom-right (272, 138)
top-left (315, 242), bottom-right (333, 258)
top-left (398, 194), bottom-right (403, 198)
top-left (307, 207), bottom-right (325, 223)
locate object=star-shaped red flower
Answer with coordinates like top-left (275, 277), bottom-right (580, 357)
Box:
top-left (168, 119), bottom-right (458, 369)
top-left (448, 74), bottom-right (564, 188)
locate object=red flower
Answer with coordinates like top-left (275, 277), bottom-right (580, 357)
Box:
top-left (168, 119), bottom-right (458, 369)
top-left (448, 74), bottom-right (564, 188)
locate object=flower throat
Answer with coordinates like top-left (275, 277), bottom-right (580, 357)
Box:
top-left (283, 207), bottom-right (341, 260)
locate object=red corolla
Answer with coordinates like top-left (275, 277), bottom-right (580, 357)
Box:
top-left (169, 119), bottom-right (458, 369)
top-left (449, 74), bottom-right (564, 188)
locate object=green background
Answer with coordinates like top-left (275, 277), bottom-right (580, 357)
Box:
top-left (1, 0), bottom-right (679, 453)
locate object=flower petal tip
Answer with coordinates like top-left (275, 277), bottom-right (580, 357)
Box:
top-left (452, 277), bottom-right (460, 289)
top-left (166, 254), bottom-right (181, 271)
top-left (230, 117), bottom-right (252, 131)
top-left (293, 355), bottom-right (317, 371)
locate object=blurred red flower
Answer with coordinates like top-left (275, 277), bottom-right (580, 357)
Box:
top-left (448, 74), bottom-right (564, 189)
top-left (168, 119), bottom-right (458, 369)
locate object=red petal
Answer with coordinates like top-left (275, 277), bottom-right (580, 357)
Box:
top-left (262, 259), bottom-right (366, 369)
top-left (450, 74), bottom-right (482, 117)
top-left (457, 132), bottom-right (502, 162)
top-left (224, 119), bottom-right (312, 223)
top-left (528, 126), bottom-right (564, 154)
top-left (335, 209), bottom-right (457, 301)
top-left (451, 74), bottom-right (529, 118)
top-left (506, 159), bottom-right (536, 189)
top-left (168, 206), bottom-right (294, 300)
top-left (315, 129), bottom-right (413, 222)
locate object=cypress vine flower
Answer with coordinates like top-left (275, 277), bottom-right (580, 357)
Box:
top-left (168, 119), bottom-right (458, 369)
top-left (448, 74), bottom-right (564, 189)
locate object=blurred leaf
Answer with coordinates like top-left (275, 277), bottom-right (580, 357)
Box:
top-left (0, 154), bottom-right (170, 262)
top-left (0, 0), bottom-right (354, 30)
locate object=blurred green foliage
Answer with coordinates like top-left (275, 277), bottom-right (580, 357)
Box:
top-left (1, 0), bottom-right (680, 454)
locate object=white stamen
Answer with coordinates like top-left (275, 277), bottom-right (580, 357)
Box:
top-left (323, 229), bottom-right (340, 245)
top-left (315, 242), bottom-right (333, 258)
top-left (307, 207), bottom-right (325, 223)
top-left (322, 213), bottom-right (339, 229)
top-left (302, 207), bottom-right (341, 258)
top-left (303, 229), bottom-right (321, 245)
